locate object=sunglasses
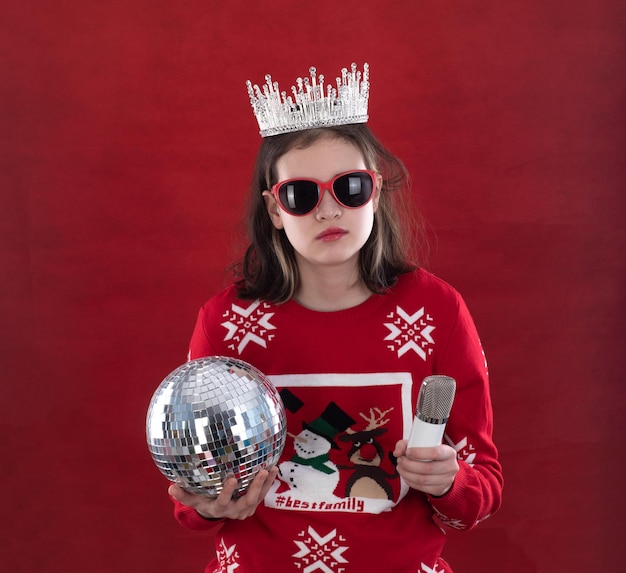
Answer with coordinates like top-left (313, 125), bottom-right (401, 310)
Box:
top-left (271, 170), bottom-right (377, 216)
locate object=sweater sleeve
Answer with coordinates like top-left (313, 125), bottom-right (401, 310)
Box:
top-left (428, 292), bottom-right (503, 530)
top-left (188, 301), bottom-right (217, 361)
top-left (171, 493), bottom-right (225, 534)
top-left (170, 303), bottom-right (227, 532)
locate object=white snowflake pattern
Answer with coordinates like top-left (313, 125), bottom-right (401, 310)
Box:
top-left (384, 305), bottom-right (436, 360)
top-left (293, 526), bottom-right (349, 572)
top-left (221, 300), bottom-right (276, 355)
top-left (216, 537), bottom-right (240, 572)
top-left (419, 561), bottom-right (445, 573)
top-left (445, 434), bottom-right (477, 467)
top-left (432, 504), bottom-right (468, 530)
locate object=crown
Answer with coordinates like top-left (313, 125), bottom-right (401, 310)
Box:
top-left (246, 62), bottom-right (370, 137)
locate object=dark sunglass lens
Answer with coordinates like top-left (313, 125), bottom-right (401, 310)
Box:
top-left (278, 180), bottom-right (319, 215)
top-left (334, 173), bottom-right (373, 207)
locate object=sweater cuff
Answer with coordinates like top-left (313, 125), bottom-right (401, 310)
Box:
top-left (174, 501), bottom-right (226, 533)
top-left (427, 460), bottom-right (470, 512)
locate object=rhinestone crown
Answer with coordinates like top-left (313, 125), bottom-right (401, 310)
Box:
top-left (246, 62), bottom-right (370, 138)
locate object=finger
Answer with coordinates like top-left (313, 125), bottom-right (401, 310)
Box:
top-left (258, 467), bottom-right (278, 499)
top-left (168, 482), bottom-right (195, 504)
top-left (210, 476), bottom-right (239, 512)
top-left (168, 483), bottom-right (181, 499)
top-left (240, 469), bottom-right (276, 509)
top-left (244, 470), bottom-right (270, 504)
top-left (398, 464), bottom-right (453, 490)
top-left (401, 455), bottom-right (455, 477)
top-left (222, 472), bottom-right (270, 520)
top-left (405, 445), bottom-right (441, 461)
top-left (392, 439), bottom-right (408, 458)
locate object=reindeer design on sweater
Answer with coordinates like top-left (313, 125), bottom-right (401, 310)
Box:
top-left (338, 407), bottom-right (399, 500)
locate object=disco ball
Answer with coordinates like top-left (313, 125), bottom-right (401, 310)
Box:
top-left (146, 356), bottom-right (286, 498)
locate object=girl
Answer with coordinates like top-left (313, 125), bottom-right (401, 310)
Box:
top-left (168, 64), bottom-right (503, 573)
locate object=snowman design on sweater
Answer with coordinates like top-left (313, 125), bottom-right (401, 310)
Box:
top-left (277, 401), bottom-right (351, 497)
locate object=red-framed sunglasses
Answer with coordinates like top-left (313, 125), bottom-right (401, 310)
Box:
top-left (270, 170), bottom-right (378, 216)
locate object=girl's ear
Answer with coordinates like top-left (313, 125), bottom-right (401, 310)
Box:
top-left (262, 190), bottom-right (284, 229)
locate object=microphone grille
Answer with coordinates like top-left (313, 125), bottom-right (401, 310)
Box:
top-left (417, 375), bottom-right (456, 421)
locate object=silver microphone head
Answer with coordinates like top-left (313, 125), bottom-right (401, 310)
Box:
top-left (416, 375), bottom-right (456, 424)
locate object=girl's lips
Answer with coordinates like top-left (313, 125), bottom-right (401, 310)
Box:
top-left (316, 227), bottom-right (348, 241)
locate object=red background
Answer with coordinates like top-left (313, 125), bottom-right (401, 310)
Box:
top-left (2, 1), bottom-right (625, 572)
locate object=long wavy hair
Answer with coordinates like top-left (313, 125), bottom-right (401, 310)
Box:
top-left (233, 124), bottom-right (426, 303)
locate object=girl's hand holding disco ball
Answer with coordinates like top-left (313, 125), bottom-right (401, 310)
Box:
top-left (168, 467), bottom-right (279, 520)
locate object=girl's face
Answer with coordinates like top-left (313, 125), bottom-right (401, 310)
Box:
top-left (263, 136), bottom-right (381, 275)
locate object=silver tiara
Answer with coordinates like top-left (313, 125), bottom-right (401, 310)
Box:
top-left (246, 63), bottom-right (370, 137)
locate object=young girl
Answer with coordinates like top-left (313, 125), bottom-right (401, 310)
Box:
top-left (168, 63), bottom-right (503, 572)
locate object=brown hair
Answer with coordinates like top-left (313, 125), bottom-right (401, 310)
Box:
top-left (233, 124), bottom-right (426, 303)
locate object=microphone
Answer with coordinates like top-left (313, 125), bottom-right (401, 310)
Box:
top-left (408, 375), bottom-right (456, 448)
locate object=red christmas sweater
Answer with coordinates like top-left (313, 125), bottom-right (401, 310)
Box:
top-left (173, 269), bottom-right (503, 573)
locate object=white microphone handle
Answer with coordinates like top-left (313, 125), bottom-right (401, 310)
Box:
top-left (408, 416), bottom-right (446, 448)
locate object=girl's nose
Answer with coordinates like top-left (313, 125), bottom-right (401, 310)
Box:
top-left (315, 186), bottom-right (341, 219)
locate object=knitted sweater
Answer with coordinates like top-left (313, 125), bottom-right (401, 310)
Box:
top-left (173, 268), bottom-right (503, 572)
